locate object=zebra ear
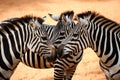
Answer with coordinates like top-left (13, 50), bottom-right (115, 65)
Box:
top-left (63, 15), bottom-right (72, 24)
top-left (79, 18), bottom-right (88, 25)
top-left (34, 19), bottom-right (42, 28)
top-left (42, 16), bottom-right (46, 21)
top-left (29, 19), bottom-right (42, 30)
top-left (48, 13), bottom-right (60, 21)
top-left (29, 19), bottom-right (38, 30)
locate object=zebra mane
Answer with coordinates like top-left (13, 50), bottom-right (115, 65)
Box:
top-left (0, 15), bottom-right (44, 31)
top-left (59, 10), bottom-right (74, 20)
top-left (21, 15), bottom-right (44, 24)
top-left (77, 11), bottom-right (99, 19)
top-left (77, 11), bottom-right (119, 25)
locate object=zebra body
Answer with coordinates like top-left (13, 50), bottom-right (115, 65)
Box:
top-left (75, 11), bottom-right (120, 80)
top-left (65, 11), bottom-right (120, 80)
top-left (0, 16), bottom-right (56, 79)
top-left (20, 49), bottom-right (54, 68)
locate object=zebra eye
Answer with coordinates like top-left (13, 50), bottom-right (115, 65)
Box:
top-left (73, 33), bottom-right (78, 37)
top-left (41, 36), bottom-right (47, 40)
top-left (60, 31), bottom-right (65, 35)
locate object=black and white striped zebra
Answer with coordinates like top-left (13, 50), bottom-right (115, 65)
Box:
top-left (46, 11), bottom-right (83, 80)
top-left (59, 11), bottom-right (120, 80)
top-left (0, 15), bottom-right (56, 80)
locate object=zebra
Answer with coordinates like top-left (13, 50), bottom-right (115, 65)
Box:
top-left (46, 11), bottom-right (84, 80)
top-left (0, 15), bottom-right (56, 80)
top-left (58, 11), bottom-right (120, 80)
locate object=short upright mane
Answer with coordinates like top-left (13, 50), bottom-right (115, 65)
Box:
top-left (59, 10), bottom-right (74, 19)
top-left (21, 15), bottom-right (44, 24)
top-left (0, 15), bottom-right (44, 30)
top-left (77, 11), bottom-right (99, 19)
top-left (77, 11), bottom-right (120, 26)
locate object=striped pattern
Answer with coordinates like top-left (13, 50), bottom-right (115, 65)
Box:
top-left (0, 16), bottom-right (55, 79)
top-left (53, 22), bottom-right (84, 80)
top-left (73, 11), bottom-right (120, 80)
top-left (48, 11), bottom-right (82, 80)
top-left (20, 11), bottom-right (76, 80)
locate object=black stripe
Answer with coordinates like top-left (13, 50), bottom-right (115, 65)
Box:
top-left (43, 56), bottom-right (47, 68)
top-left (0, 72), bottom-right (6, 79)
top-left (0, 33), bottom-right (11, 70)
top-left (99, 27), bottom-right (105, 57)
top-left (23, 53), bottom-right (27, 65)
top-left (27, 50), bottom-right (31, 66)
top-left (16, 22), bottom-right (24, 53)
top-left (95, 26), bottom-right (101, 52)
top-left (92, 16), bottom-right (104, 23)
top-left (32, 52), bottom-right (35, 67)
top-left (110, 29), bottom-right (119, 67)
top-left (38, 53), bottom-right (41, 68)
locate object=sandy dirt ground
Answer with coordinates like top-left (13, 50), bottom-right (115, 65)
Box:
top-left (0, 0), bottom-right (120, 80)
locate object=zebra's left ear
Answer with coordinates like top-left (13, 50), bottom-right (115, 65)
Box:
top-left (42, 16), bottom-right (46, 21)
top-left (29, 19), bottom-right (38, 30)
top-left (29, 18), bottom-right (43, 30)
top-left (79, 18), bottom-right (88, 26)
top-left (48, 13), bottom-right (60, 21)
top-left (63, 15), bottom-right (72, 24)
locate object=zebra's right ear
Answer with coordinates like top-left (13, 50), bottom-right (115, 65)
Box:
top-left (79, 18), bottom-right (88, 26)
top-left (48, 13), bottom-right (60, 21)
top-left (42, 16), bottom-right (46, 21)
top-left (29, 19), bottom-right (38, 30)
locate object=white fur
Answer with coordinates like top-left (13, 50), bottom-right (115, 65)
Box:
top-left (80, 18), bottom-right (88, 25)
top-left (34, 19), bottom-right (42, 27)
top-left (42, 16), bottom-right (46, 21)
top-left (48, 13), bottom-right (59, 21)
top-left (66, 15), bottom-right (72, 23)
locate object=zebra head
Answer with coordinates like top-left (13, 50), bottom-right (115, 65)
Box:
top-left (22, 15), bottom-right (57, 57)
top-left (28, 16), bottom-right (51, 40)
top-left (48, 11), bottom-right (75, 43)
top-left (48, 10), bottom-right (74, 25)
